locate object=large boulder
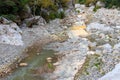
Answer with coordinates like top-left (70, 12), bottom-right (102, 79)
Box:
top-left (96, 1), bottom-right (105, 7)
top-left (21, 16), bottom-right (46, 28)
top-left (0, 19), bottom-right (23, 45)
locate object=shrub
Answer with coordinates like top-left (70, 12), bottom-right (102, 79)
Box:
top-left (1, 14), bottom-right (16, 21)
top-left (0, 0), bottom-right (68, 23)
top-left (100, 0), bottom-right (120, 8)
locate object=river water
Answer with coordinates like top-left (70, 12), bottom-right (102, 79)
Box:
top-left (3, 50), bottom-right (56, 80)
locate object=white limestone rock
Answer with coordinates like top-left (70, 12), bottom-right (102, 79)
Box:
top-left (75, 4), bottom-right (81, 8)
top-left (99, 63), bottom-right (120, 80)
top-left (87, 22), bottom-right (114, 32)
top-left (113, 43), bottom-right (120, 49)
top-left (94, 8), bottom-right (120, 26)
top-left (44, 38), bottom-right (89, 80)
top-left (96, 1), bottom-right (105, 7)
top-left (0, 23), bottom-right (23, 45)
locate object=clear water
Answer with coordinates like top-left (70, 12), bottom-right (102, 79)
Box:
top-left (4, 50), bottom-right (56, 80)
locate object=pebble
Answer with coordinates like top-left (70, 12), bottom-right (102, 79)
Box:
top-left (19, 63), bottom-right (28, 67)
top-left (46, 57), bottom-right (52, 63)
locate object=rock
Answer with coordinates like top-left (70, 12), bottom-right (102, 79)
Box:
top-left (0, 22), bottom-right (52, 77)
top-left (102, 44), bottom-right (112, 50)
top-left (99, 63), bottom-right (120, 80)
top-left (87, 22), bottom-right (114, 32)
top-left (0, 22), bottom-right (23, 45)
top-left (66, 0), bottom-right (75, 9)
top-left (88, 42), bottom-right (97, 50)
top-left (44, 37), bottom-right (89, 80)
top-left (0, 17), bottom-right (11, 24)
top-left (46, 57), bottom-right (52, 63)
top-left (102, 44), bottom-right (112, 53)
top-left (96, 1), bottom-right (105, 7)
top-left (67, 25), bottom-right (89, 38)
top-left (87, 51), bottom-right (95, 55)
top-left (23, 16), bottom-right (46, 27)
top-left (19, 63), bottom-right (28, 67)
top-left (67, 29), bottom-right (89, 38)
top-left (75, 4), bottom-right (81, 8)
top-left (70, 25), bottom-right (86, 30)
top-left (46, 19), bottom-right (64, 34)
top-left (36, 53), bottom-right (40, 55)
top-left (113, 43), bottom-right (120, 49)
top-left (94, 8), bottom-right (120, 26)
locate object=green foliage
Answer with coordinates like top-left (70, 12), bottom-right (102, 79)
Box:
top-left (100, 0), bottom-right (120, 8)
top-left (37, 0), bottom-right (54, 8)
top-left (93, 5), bottom-right (101, 12)
top-left (19, 0), bottom-right (30, 6)
top-left (43, 11), bottom-right (65, 22)
top-left (0, 0), bottom-right (30, 21)
top-left (0, 0), bottom-right (68, 23)
top-left (78, 0), bottom-right (97, 6)
top-left (1, 14), bottom-right (16, 21)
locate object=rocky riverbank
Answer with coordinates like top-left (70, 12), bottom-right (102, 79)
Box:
top-left (0, 3), bottom-right (120, 80)
top-left (43, 4), bottom-right (120, 80)
top-left (0, 17), bottom-right (56, 78)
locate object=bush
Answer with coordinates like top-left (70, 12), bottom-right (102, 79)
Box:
top-left (1, 14), bottom-right (16, 21)
top-left (100, 0), bottom-right (120, 8)
top-left (0, 0), bottom-right (69, 24)
top-left (93, 5), bottom-right (101, 12)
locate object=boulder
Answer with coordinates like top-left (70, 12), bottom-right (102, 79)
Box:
top-left (0, 17), bottom-right (11, 24)
top-left (19, 63), bottom-right (28, 67)
top-left (22, 16), bottom-right (46, 28)
top-left (67, 25), bottom-right (89, 38)
top-left (67, 29), bottom-right (89, 38)
top-left (0, 22), bottom-right (23, 45)
top-left (96, 1), bottom-right (105, 7)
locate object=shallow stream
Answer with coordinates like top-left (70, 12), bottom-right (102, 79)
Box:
top-left (4, 50), bottom-right (56, 80)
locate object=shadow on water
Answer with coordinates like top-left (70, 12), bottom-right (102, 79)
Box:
top-left (5, 50), bottom-right (56, 80)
